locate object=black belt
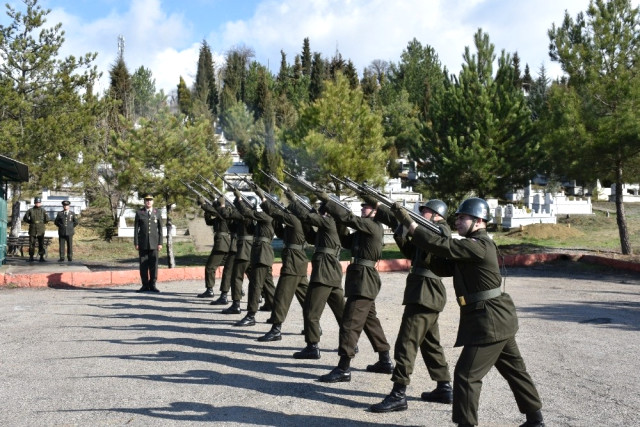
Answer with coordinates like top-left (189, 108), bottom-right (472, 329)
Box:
top-left (315, 246), bottom-right (340, 257)
top-left (457, 288), bottom-right (502, 307)
top-left (284, 243), bottom-right (304, 250)
top-left (409, 266), bottom-right (440, 280)
top-left (253, 237), bottom-right (272, 244)
top-left (351, 258), bottom-right (376, 268)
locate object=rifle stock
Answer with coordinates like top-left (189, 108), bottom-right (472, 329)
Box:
top-left (214, 171), bottom-right (255, 209)
top-left (284, 170), bottom-right (351, 211)
top-left (234, 173), bottom-right (288, 212)
top-left (342, 176), bottom-right (443, 236)
top-left (261, 168), bottom-right (313, 211)
top-left (196, 174), bottom-right (235, 208)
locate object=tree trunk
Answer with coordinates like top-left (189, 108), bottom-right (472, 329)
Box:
top-left (615, 164), bottom-right (632, 255)
top-left (9, 183), bottom-right (22, 237)
top-left (165, 203), bottom-right (176, 268)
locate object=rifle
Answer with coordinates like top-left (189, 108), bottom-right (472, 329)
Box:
top-left (214, 171), bottom-right (255, 209)
top-left (338, 175), bottom-right (443, 236)
top-left (180, 179), bottom-right (212, 205)
top-left (234, 173), bottom-right (288, 212)
top-left (283, 170), bottom-right (351, 212)
top-left (260, 168), bottom-right (313, 212)
top-left (197, 174), bottom-right (235, 207)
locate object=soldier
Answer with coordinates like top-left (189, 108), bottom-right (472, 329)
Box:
top-left (134, 193), bottom-right (163, 293)
top-left (54, 200), bottom-right (79, 262)
top-left (195, 198), bottom-right (232, 299)
top-left (211, 203), bottom-right (238, 307)
top-left (217, 196), bottom-right (253, 315)
top-left (392, 198), bottom-right (544, 427)
top-left (233, 188), bottom-right (276, 327)
top-left (23, 196), bottom-right (49, 262)
top-left (316, 192), bottom-right (392, 383)
top-left (287, 194), bottom-right (345, 360)
top-left (255, 188), bottom-right (309, 342)
top-left (370, 199), bottom-right (453, 413)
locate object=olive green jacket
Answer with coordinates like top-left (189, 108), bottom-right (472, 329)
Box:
top-left (218, 204), bottom-right (252, 260)
top-left (262, 200), bottom-right (308, 277)
top-left (236, 199), bottom-right (274, 267)
top-left (412, 227), bottom-right (518, 347)
top-left (23, 207), bottom-right (49, 236)
top-left (202, 202), bottom-right (232, 253)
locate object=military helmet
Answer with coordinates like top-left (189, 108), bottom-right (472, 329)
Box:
top-left (455, 197), bottom-right (491, 221)
top-left (420, 199), bottom-right (447, 218)
top-left (34, 197), bottom-right (41, 203)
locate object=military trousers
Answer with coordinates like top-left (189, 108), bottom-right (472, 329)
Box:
top-left (28, 234), bottom-right (46, 257)
top-left (247, 263), bottom-right (275, 314)
top-left (138, 248), bottom-right (159, 286)
top-left (219, 251), bottom-right (236, 293)
top-left (303, 282), bottom-right (345, 344)
top-left (58, 235), bottom-right (73, 260)
top-left (269, 274), bottom-right (308, 325)
top-left (205, 250), bottom-right (227, 290)
top-left (338, 296), bottom-right (390, 358)
top-left (230, 259), bottom-right (250, 302)
top-left (452, 336), bottom-right (542, 426)
top-left (391, 303), bottom-right (451, 386)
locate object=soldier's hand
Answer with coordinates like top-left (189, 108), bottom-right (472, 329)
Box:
top-left (391, 202), bottom-right (414, 228)
top-left (315, 190), bottom-right (330, 203)
top-left (217, 196), bottom-right (225, 207)
top-left (439, 224), bottom-right (451, 238)
top-left (255, 187), bottom-right (265, 200)
top-left (360, 194), bottom-right (378, 207)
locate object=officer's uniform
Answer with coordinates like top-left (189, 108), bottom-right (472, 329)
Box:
top-left (289, 199), bottom-right (345, 348)
top-left (324, 199), bottom-right (390, 361)
top-left (54, 201), bottom-right (78, 261)
top-left (262, 199), bottom-right (309, 327)
top-left (23, 199), bottom-right (49, 261)
top-left (216, 213), bottom-right (238, 303)
top-left (412, 226), bottom-right (542, 426)
top-left (134, 198), bottom-right (163, 291)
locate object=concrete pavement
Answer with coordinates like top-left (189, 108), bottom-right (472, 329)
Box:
top-left (0, 261), bottom-right (639, 426)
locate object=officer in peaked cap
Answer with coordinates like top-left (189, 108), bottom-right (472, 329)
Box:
top-left (134, 193), bottom-right (163, 292)
top-left (54, 200), bottom-right (79, 262)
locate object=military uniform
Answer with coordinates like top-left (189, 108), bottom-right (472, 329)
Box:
top-left (215, 212), bottom-right (238, 304)
top-left (261, 200), bottom-right (309, 330)
top-left (234, 195), bottom-right (276, 325)
top-left (412, 226), bottom-right (542, 426)
top-left (23, 201), bottom-right (49, 261)
top-left (134, 201), bottom-right (163, 291)
top-left (288, 199), bottom-right (345, 351)
top-left (321, 198), bottom-right (390, 380)
top-left (54, 201), bottom-right (78, 261)
top-left (198, 201), bottom-right (232, 297)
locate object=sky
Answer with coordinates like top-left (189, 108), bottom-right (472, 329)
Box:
top-left (2, 0), bottom-right (634, 95)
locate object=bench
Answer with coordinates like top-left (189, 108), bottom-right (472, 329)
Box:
top-left (6, 235), bottom-right (53, 258)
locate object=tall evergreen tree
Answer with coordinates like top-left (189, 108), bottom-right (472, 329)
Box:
top-left (301, 37), bottom-right (312, 77)
top-left (109, 55), bottom-right (133, 119)
top-left (309, 52), bottom-right (325, 102)
top-left (176, 76), bottom-right (192, 116)
top-left (545, 0), bottom-right (640, 254)
top-left (131, 66), bottom-right (157, 119)
top-left (194, 40), bottom-right (218, 115)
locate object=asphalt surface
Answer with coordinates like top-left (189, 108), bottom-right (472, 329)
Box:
top-left (1, 261), bottom-right (639, 426)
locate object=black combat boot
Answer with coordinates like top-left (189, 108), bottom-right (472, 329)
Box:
top-left (421, 381), bottom-right (453, 404)
top-left (136, 285), bottom-right (150, 293)
top-left (234, 313), bottom-right (256, 327)
top-left (366, 351), bottom-right (394, 374)
top-left (293, 343), bottom-right (321, 359)
top-left (29, 255), bottom-right (35, 262)
top-left (257, 324), bottom-right (282, 342)
top-left (197, 288), bottom-right (214, 298)
top-left (369, 383), bottom-right (408, 413)
top-left (319, 356), bottom-right (351, 383)
top-left (58, 257), bottom-right (65, 262)
top-left (519, 410), bottom-right (545, 427)
top-left (210, 292), bottom-right (228, 305)
top-left (148, 283), bottom-right (160, 293)
top-left (221, 301), bottom-right (241, 314)
top-left (39, 255), bottom-right (46, 262)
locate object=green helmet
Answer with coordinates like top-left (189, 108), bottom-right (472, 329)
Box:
top-left (420, 199), bottom-right (448, 218)
top-left (455, 197), bottom-right (491, 221)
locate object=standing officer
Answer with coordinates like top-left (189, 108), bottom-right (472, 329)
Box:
top-left (370, 200), bottom-right (453, 413)
top-left (287, 194), bottom-right (345, 359)
top-left (23, 196), bottom-right (49, 262)
top-left (316, 192), bottom-right (392, 383)
top-left (195, 198), bottom-right (232, 299)
top-left (54, 200), bottom-right (79, 262)
top-left (255, 188), bottom-right (309, 342)
top-left (134, 193), bottom-right (163, 293)
top-left (392, 197), bottom-right (544, 427)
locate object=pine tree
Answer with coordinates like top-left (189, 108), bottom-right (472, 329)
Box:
top-left (301, 37), bottom-right (312, 77)
top-left (309, 52), bottom-right (325, 102)
top-left (177, 76), bottom-right (192, 116)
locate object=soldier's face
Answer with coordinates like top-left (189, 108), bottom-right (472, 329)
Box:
top-left (63, 205), bottom-right (69, 211)
top-left (144, 199), bottom-right (153, 209)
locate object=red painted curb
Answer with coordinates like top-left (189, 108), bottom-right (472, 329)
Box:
top-left (1, 254), bottom-right (637, 289)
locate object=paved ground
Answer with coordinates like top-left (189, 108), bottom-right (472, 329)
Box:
top-left (0, 261), bottom-right (638, 426)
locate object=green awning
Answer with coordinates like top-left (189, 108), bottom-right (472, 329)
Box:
top-left (0, 155), bottom-right (29, 183)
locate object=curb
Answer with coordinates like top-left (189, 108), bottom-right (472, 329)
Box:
top-left (0, 253), bottom-right (634, 289)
